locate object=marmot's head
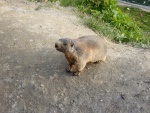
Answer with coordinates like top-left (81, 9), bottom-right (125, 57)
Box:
top-left (55, 38), bottom-right (75, 53)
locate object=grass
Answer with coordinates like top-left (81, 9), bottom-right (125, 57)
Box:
top-left (83, 6), bottom-right (150, 47)
top-left (79, 12), bottom-right (123, 43)
top-left (119, 6), bottom-right (150, 47)
top-left (119, 6), bottom-right (150, 32)
top-left (29, 0), bottom-right (150, 48)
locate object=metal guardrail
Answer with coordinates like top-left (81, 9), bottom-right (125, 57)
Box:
top-left (118, 0), bottom-right (150, 12)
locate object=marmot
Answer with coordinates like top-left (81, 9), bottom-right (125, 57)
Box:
top-left (55, 35), bottom-right (107, 76)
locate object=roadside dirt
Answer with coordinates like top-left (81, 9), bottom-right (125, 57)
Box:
top-left (0, 0), bottom-right (150, 113)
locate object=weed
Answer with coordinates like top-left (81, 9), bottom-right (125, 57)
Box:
top-left (29, 0), bottom-right (150, 48)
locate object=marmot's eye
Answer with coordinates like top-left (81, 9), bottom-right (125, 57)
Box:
top-left (63, 43), bottom-right (67, 46)
top-left (71, 44), bottom-right (74, 47)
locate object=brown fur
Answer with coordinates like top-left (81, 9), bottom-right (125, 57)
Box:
top-left (55, 35), bottom-right (107, 76)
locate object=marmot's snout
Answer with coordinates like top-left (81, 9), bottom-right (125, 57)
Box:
top-left (55, 43), bottom-right (58, 48)
top-left (55, 43), bottom-right (59, 49)
top-left (55, 41), bottom-right (63, 52)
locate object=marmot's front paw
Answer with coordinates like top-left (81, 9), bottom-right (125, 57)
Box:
top-left (73, 72), bottom-right (80, 76)
top-left (66, 68), bottom-right (71, 73)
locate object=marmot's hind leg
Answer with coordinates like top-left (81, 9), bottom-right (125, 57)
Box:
top-left (93, 60), bottom-right (101, 64)
top-left (66, 64), bottom-right (75, 73)
top-left (93, 56), bottom-right (106, 64)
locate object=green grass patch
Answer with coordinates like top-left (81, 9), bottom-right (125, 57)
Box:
top-left (119, 6), bottom-right (150, 32)
top-left (119, 6), bottom-right (150, 47)
top-left (29, 0), bottom-right (150, 48)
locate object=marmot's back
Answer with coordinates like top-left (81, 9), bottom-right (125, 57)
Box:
top-left (73, 35), bottom-right (107, 63)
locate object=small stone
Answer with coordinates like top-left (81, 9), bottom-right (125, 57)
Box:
top-left (12, 102), bottom-right (17, 108)
top-left (121, 74), bottom-right (124, 77)
top-left (40, 84), bottom-right (44, 87)
top-left (0, 30), bottom-right (4, 34)
top-left (53, 95), bottom-right (58, 102)
top-left (9, 94), bottom-right (13, 98)
top-left (15, 65), bottom-right (21, 69)
top-left (120, 94), bottom-right (125, 100)
top-left (112, 47), bottom-right (116, 50)
top-left (133, 93), bottom-right (141, 98)
top-left (29, 39), bottom-right (33, 42)
top-left (100, 99), bottom-right (103, 102)
top-left (58, 104), bottom-right (64, 111)
top-left (17, 96), bottom-right (19, 99)
top-left (3, 63), bottom-right (10, 72)
top-left (62, 97), bottom-right (68, 105)
top-left (5, 77), bottom-right (12, 82)
top-left (143, 80), bottom-right (150, 84)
